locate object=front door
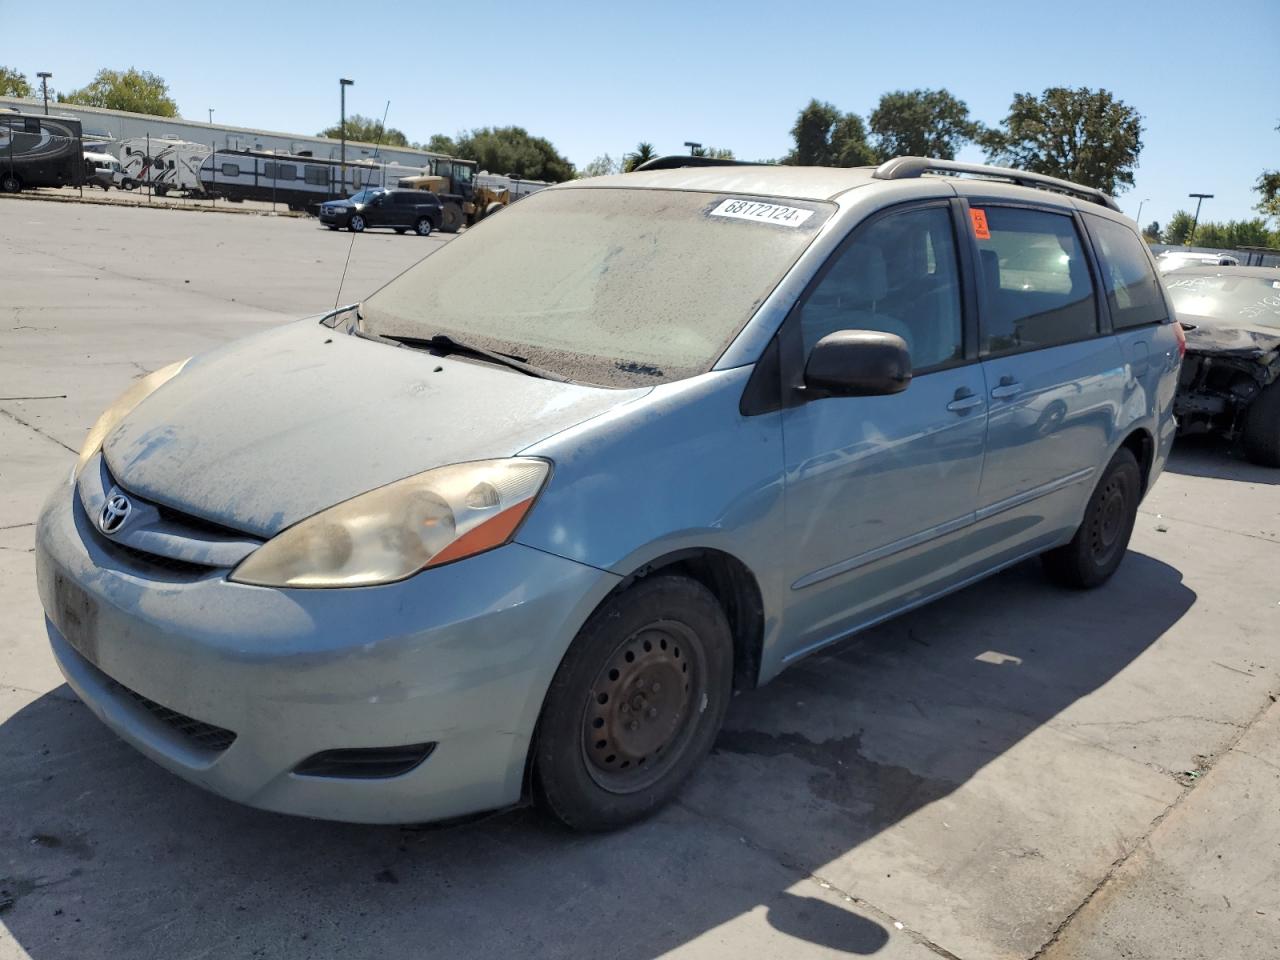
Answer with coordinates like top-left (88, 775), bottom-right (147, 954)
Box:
top-left (779, 202), bottom-right (988, 664)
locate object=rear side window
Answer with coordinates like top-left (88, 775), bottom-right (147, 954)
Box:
top-left (1087, 215), bottom-right (1168, 329)
top-left (975, 206), bottom-right (1098, 356)
top-left (220, 162), bottom-right (240, 177)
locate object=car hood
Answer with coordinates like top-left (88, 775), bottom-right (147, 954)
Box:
top-left (103, 321), bottom-right (648, 538)
top-left (323, 200), bottom-right (356, 210)
top-left (1181, 314), bottom-right (1280, 358)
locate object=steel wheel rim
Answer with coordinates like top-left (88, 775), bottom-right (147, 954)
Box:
top-left (580, 618), bottom-right (707, 794)
top-left (417, 219), bottom-right (430, 235)
top-left (350, 215), bottom-right (364, 230)
top-left (1090, 475), bottom-right (1127, 563)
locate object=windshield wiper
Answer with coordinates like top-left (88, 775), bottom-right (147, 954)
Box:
top-left (379, 333), bottom-right (570, 382)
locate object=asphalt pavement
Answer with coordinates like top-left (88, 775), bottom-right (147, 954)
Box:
top-left (1, 196), bottom-right (1277, 960)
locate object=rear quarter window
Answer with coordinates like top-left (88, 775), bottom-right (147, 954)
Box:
top-left (1086, 215), bottom-right (1168, 329)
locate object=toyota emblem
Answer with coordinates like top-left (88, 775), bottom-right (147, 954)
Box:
top-left (98, 494), bottom-right (132, 535)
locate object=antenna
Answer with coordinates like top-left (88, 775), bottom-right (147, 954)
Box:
top-left (334, 226), bottom-right (358, 309)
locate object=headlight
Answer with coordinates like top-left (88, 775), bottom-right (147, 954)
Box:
top-left (229, 458), bottom-right (550, 588)
top-left (76, 359), bottom-right (189, 475)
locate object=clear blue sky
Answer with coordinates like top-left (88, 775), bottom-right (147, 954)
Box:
top-left (7, 0), bottom-right (1278, 228)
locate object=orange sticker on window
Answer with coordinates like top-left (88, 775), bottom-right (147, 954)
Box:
top-left (969, 208), bottom-right (991, 240)
top-left (967, 208), bottom-right (988, 240)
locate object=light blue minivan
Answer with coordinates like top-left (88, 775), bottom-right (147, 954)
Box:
top-left (36, 157), bottom-right (1182, 830)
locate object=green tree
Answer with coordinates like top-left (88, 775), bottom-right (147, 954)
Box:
top-left (982, 86), bottom-right (1143, 194)
top-left (1143, 221), bottom-right (1161, 242)
top-left (1163, 210), bottom-right (1195, 246)
top-left (869, 88), bottom-right (978, 161)
top-left (450, 126), bottom-right (575, 182)
top-left (1193, 218), bottom-right (1275, 249)
top-left (579, 154), bottom-right (619, 178)
top-left (623, 141), bottom-right (657, 172)
top-left (784, 99), bottom-right (874, 167)
top-left (1256, 170), bottom-right (1280, 224)
top-left (61, 68), bottom-right (178, 117)
top-left (422, 133), bottom-right (458, 154)
top-left (0, 66), bottom-right (31, 97)
top-left (318, 114), bottom-right (409, 147)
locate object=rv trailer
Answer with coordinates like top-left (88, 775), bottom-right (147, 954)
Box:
top-left (1, 112), bottom-right (83, 191)
top-left (198, 149), bottom-right (426, 210)
top-left (117, 138), bottom-right (211, 196)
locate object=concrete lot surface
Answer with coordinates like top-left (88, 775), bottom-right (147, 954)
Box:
top-left (1, 198), bottom-right (1278, 960)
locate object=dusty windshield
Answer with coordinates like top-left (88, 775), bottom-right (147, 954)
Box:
top-left (1166, 273), bottom-right (1280, 329)
top-left (360, 187), bottom-right (833, 386)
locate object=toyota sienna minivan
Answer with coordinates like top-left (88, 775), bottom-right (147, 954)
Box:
top-left (36, 156), bottom-right (1182, 830)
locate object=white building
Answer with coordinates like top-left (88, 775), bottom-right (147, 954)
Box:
top-left (0, 96), bottom-right (444, 168)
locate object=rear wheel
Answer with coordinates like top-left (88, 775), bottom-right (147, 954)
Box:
top-left (348, 213), bottom-right (366, 233)
top-left (1241, 382), bottom-right (1280, 467)
top-left (1, 173), bottom-right (21, 193)
top-left (1042, 447), bottom-right (1140, 589)
top-left (535, 575), bottom-right (733, 831)
top-left (415, 216), bottom-right (433, 237)
top-left (440, 202), bottom-right (463, 233)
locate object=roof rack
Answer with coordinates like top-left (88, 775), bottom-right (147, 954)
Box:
top-left (633, 155), bottom-right (755, 172)
top-left (872, 156), bottom-right (1122, 212)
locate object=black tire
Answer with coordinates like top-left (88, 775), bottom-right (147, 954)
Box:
top-left (1241, 382), bottom-right (1280, 467)
top-left (1, 173), bottom-right (21, 193)
top-left (348, 213), bottom-right (366, 233)
top-left (440, 202), bottom-right (463, 233)
top-left (1042, 447), bottom-right (1141, 589)
top-left (155, 184), bottom-right (168, 197)
top-left (534, 575), bottom-right (733, 831)
top-left (484, 201), bottom-right (505, 219)
top-left (327, 224), bottom-right (339, 231)
top-left (414, 216), bottom-right (433, 237)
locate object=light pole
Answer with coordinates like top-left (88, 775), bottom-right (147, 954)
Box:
top-left (1188, 193), bottom-right (1213, 245)
top-left (208, 108), bottom-right (214, 125)
top-left (1135, 198), bottom-right (1150, 225)
top-left (339, 78), bottom-right (354, 194)
top-left (36, 72), bottom-right (52, 115)
top-left (683, 140), bottom-right (702, 156)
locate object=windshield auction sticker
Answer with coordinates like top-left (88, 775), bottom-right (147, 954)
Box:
top-left (710, 198), bottom-right (815, 227)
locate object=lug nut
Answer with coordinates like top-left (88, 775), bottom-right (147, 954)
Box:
top-left (648, 707), bottom-right (659, 719)
top-left (652, 682), bottom-right (661, 692)
top-left (629, 720), bottom-right (639, 731)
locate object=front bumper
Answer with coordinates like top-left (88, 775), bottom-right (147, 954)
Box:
top-left (35, 485), bottom-right (617, 823)
top-left (319, 208), bottom-right (350, 225)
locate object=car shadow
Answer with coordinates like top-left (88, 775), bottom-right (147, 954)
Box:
top-left (0, 552), bottom-right (1194, 960)
top-left (1165, 435), bottom-right (1280, 485)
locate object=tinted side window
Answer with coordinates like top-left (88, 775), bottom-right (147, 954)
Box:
top-left (1087, 215), bottom-right (1168, 329)
top-left (799, 205), bottom-right (964, 370)
top-left (304, 166), bottom-right (328, 186)
top-left (975, 206), bottom-right (1098, 355)
top-left (220, 162), bottom-right (240, 177)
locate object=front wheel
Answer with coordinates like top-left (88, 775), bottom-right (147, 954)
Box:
top-left (534, 575), bottom-right (733, 831)
top-left (348, 213), bottom-right (365, 232)
top-left (1, 173), bottom-right (21, 193)
top-left (414, 216), bottom-right (433, 237)
top-left (1042, 447), bottom-right (1140, 589)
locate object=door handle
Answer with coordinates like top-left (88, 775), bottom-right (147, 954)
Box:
top-left (990, 381), bottom-right (1023, 400)
top-left (946, 390), bottom-right (984, 414)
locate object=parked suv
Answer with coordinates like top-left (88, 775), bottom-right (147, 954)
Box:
top-left (319, 188), bottom-right (442, 235)
top-left (36, 157), bottom-right (1182, 831)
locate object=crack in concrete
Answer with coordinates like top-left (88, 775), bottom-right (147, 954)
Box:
top-left (0, 407), bottom-right (77, 455)
top-left (0, 522), bottom-right (36, 530)
top-left (1058, 714), bottom-right (1247, 732)
top-left (1138, 508), bottom-right (1280, 545)
top-left (1030, 696), bottom-right (1280, 958)
top-left (675, 797), bottom-right (966, 960)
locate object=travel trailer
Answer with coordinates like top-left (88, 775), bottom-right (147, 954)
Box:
top-left (198, 149), bottom-right (425, 210)
top-left (118, 137), bottom-right (211, 196)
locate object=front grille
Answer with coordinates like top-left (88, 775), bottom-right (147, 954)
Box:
top-left (95, 535), bottom-right (216, 580)
top-left (293, 743), bottom-right (436, 779)
top-left (108, 678), bottom-right (237, 752)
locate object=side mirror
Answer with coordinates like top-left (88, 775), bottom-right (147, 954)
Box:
top-left (804, 330), bottom-right (912, 398)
